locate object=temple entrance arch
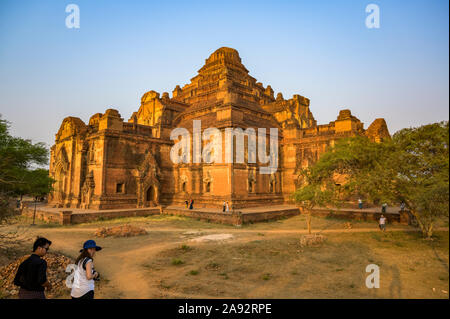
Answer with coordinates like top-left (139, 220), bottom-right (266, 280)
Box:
top-left (145, 185), bottom-right (158, 206)
top-left (137, 178), bottom-right (159, 208)
top-left (54, 165), bottom-right (66, 201)
top-left (50, 146), bottom-right (70, 207)
top-left (52, 161), bottom-right (68, 205)
top-left (135, 149), bottom-right (161, 208)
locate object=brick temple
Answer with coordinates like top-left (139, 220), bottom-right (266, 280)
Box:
top-left (48, 47), bottom-right (390, 210)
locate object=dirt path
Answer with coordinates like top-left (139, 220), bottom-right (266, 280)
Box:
top-left (99, 242), bottom-right (181, 298)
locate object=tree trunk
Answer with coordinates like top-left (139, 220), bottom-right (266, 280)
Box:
top-left (19, 194), bottom-right (23, 213)
top-left (32, 198), bottom-right (37, 225)
top-left (423, 223), bottom-right (433, 239)
top-left (307, 213), bottom-right (312, 234)
top-left (411, 210), bottom-right (434, 239)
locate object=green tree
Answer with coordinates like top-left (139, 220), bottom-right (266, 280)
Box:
top-left (0, 115), bottom-right (54, 221)
top-left (293, 122), bottom-right (449, 238)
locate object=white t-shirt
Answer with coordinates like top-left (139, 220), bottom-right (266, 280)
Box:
top-left (71, 258), bottom-right (95, 298)
top-left (379, 217), bottom-right (386, 225)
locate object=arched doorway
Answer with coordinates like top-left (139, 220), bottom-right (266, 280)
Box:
top-left (53, 165), bottom-right (66, 204)
top-left (146, 185), bottom-right (157, 206)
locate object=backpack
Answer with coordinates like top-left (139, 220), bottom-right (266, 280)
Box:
top-left (13, 258), bottom-right (29, 287)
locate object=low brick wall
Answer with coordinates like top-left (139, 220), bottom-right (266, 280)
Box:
top-left (69, 208), bottom-right (160, 224)
top-left (21, 207), bottom-right (160, 225)
top-left (163, 208), bottom-right (242, 225)
top-left (22, 207), bottom-right (63, 224)
top-left (241, 208), bottom-right (300, 224)
top-left (27, 204), bottom-right (414, 226)
top-left (163, 207), bottom-right (300, 226)
top-left (302, 207), bottom-right (413, 224)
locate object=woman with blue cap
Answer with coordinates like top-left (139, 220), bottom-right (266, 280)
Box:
top-left (71, 240), bottom-right (102, 299)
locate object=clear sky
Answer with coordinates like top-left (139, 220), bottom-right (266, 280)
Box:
top-left (0, 0), bottom-right (448, 148)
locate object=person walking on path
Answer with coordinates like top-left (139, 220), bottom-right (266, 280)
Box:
top-left (379, 214), bottom-right (387, 232)
top-left (225, 201), bottom-right (229, 213)
top-left (222, 201), bottom-right (226, 213)
top-left (185, 200), bottom-right (189, 209)
top-left (400, 202), bottom-right (406, 211)
top-left (14, 237), bottom-right (52, 299)
top-left (358, 198), bottom-right (363, 209)
top-left (71, 240), bottom-right (102, 299)
top-left (189, 199), bottom-right (194, 210)
top-left (381, 203), bottom-right (387, 213)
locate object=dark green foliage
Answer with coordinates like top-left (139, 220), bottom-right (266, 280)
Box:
top-left (293, 121), bottom-right (449, 238)
top-left (0, 115), bottom-right (54, 220)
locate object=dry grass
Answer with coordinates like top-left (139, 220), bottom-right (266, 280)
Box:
top-left (142, 231), bottom-right (449, 298)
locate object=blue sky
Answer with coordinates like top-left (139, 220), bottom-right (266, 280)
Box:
top-left (0, 0), bottom-right (448, 148)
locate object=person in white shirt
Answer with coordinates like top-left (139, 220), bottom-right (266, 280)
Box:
top-left (358, 198), bottom-right (363, 209)
top-left (225, 201), bottom-right (229, 213)
top-left (379, 215), bottom-right (387, 232)
top-left (71, 240), bottom-right (102, 299)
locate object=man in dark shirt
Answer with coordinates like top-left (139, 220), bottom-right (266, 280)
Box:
top-left (14, 237), bottom-right (52, 299)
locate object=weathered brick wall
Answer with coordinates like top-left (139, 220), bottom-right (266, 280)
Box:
top-left (163, 208), bottom-right (242, 225)
top-left (241, 208), bottom-right (300, 223)
top-left (21, 207), bottom-right (160, 225)
top-left (163, 207), bottom-right (300, 225)
top-left (69, 208), bottom-right (160, 224)
top-left (21, 207), bottom-right (63, 224)
top-left (301, 207), bottom-right (407, 224)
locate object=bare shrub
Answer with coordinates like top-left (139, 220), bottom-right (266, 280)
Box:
top-left (299, 234), bottom-right (327, 247)
top-left (94, 224), bottom-right (148, 238)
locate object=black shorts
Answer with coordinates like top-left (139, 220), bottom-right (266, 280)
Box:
top-left (71, 290), bottom-right (94, 299)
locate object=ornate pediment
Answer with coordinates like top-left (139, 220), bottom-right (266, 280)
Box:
top-left (56, 117), bottom-right (86, 141)
top-left (180, 175), bottom-right (188, 183)
top-left (203, 171), bottom-right (213, 183)
top-left (137, 149), bottom-right (159, 179)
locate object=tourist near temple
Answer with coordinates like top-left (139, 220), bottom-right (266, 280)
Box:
top-left (48, 47), bottom-right (390, 211)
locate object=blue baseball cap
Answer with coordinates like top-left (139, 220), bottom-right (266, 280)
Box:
top-left (80, 240), bottom-right (102, 252)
